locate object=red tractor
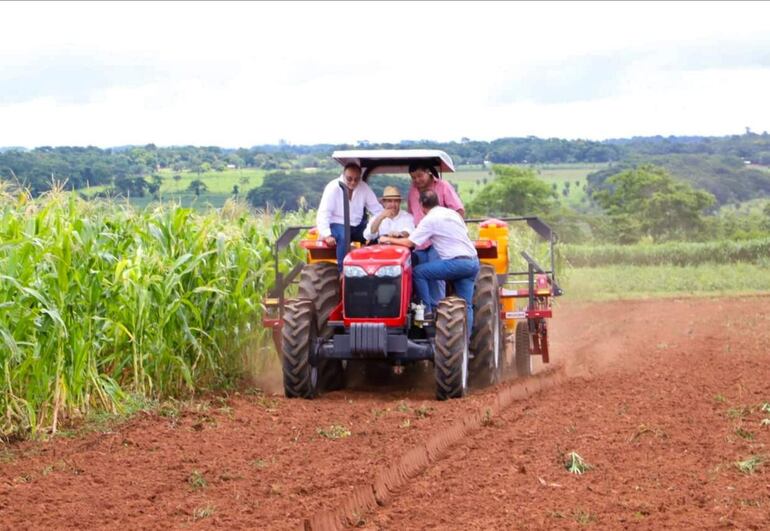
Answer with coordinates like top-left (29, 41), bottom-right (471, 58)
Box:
top-left (262, 150), bottom-right (562, 400)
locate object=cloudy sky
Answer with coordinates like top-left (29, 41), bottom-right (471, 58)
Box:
top-left (1, 1), bottom-right (769, 147)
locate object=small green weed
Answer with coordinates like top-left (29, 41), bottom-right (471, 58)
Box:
top-left (396, 401), bottom-right (410, 413)
top-left (574, 509), bottom-right (596, 525)
top-left (317, 425), bottom-right (351, 440)
top-left (252, 458), bottom-right (269, 469)
top-left (481, 408), bottom-right (494, 427)
top-left (188, 470), bottom-right (207, 490)
top-left (735, 455), bottom-right (764, 474)
top-left (714, 393), bottom-right (727, 404)
top-left (564, 452), bottom-right (592, 475)
top-left (192, 505), bottom-right (215, 521)
top-left (726, 406), bottom-right (751, 419)
top-left (371, 407), bottom-right (390, 419)
top-left (414, 404), bottom-right (432, 419)
top-left (735, 427), bottom-right (755, 441)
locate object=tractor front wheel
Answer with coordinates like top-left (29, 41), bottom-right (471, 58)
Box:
top-left (434, 296), bottom-right (469, 400)
top-left (281, 299), bottom-right (319, 398)
top-left (298, 262), bottom-right (345, 391)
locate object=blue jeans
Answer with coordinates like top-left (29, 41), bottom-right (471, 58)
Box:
top-left (330, 216), bottom-right (367, 272)
top-left (413, 257), bottom-right (480, 332)
top-left (413, 246), bottom-right (445, 302)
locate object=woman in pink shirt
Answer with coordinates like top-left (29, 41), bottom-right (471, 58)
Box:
top-left (406, 163), bottom-right (466, 302)
top-left (406, 163), bottom-right (465, 225)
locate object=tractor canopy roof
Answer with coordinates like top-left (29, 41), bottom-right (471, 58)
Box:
top-left (332, 149), bottom-right (455, 180)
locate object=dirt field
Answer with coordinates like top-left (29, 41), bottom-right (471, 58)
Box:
top-left (2, 297), bottom-right (769, 529)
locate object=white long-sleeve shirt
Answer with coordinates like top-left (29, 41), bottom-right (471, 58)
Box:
top-left (316, 177), bottom-right (383, 238)
top-left (408, 206), bottom-right (477, 260)
top-left (363, 210), bottom-right (415, 241)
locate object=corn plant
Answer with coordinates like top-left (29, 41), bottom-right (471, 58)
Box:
top-left (564, 451), bottom-right (592, 474)
top-left (0, 190), bottom-right (309, 437)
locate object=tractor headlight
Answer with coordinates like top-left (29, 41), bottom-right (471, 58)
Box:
top-left (343, 265), bottom-right (367, 278)
top-left (375, 265), bottom-right (402, 278)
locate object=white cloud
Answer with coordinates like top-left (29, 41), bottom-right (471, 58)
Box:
top-left (1, 1), bottom-right (769, 146)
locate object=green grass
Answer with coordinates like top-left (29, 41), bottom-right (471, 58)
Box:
top-left (157, 168), bottom-right (265, 194)
top-left (80, 163), bottom-right (602, 211)
top-left (565, 238), bottom-right (770, 267)
top-left (719, 197), bottom-right (770, 216)
top-left (564, 263), bottom-right (770, 301)
top-left (445, 168), bottom-right (493, 202)
top-left (80, 168), bottom-right (266, 210)
top-left (529, 163), bottom-right (605, 208)
top-left (449, 164), bottom-right (605, 206)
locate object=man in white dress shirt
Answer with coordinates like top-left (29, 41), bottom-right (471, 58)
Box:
top-left (363, 186), bottom-right (415, 242)
top-left (380, 190), bottom-right (480, 331)
top-left (316, 163), bottom-right (384, 272)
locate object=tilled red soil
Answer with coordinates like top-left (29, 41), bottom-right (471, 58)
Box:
top-left (2, 296), bottom-right (770, 529)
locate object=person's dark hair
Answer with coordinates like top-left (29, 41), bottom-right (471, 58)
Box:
top-left (408, 162), bottom-right (438, 179)
top-left (419, 190), bottom-right (439, 209)
top-left (343, 162), bottom-right (362, 173)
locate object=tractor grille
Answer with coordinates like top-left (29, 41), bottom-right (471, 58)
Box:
top-left (344, 276), bottom-right (401, 318)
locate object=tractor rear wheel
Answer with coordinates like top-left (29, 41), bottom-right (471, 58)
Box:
top-left (469, 265), bottom-right (501, 388)
top-left (281, 299), bottom-right (319, 398)
top-left (297, 262), bottom-right (345, 390)
top-left (434, 296), bottom-right (469, 400)
top-left (515, 320), bottom-right (533, 378)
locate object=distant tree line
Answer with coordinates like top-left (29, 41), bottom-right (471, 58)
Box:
top-left (4, 132), bottom-right (770, 197)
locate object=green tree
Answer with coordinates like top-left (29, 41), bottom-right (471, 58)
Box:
top-left (187, 179), bottom-right (208, 197)
top-left (592, 164), bottom-right (716, 242)
top-left (468, 165), bottom-right (555, 216)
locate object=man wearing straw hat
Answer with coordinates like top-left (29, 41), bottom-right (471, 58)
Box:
top-left (363, 185), bottom-right (415, 242)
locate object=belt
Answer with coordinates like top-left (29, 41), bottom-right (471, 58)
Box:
top-left (452, 255), bottom-right (476, 260)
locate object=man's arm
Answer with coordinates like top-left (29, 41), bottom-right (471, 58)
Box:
top-left (364, 210), bottom-right (390, 241)
top-left (316, 183), bottom-right (336, 243)
top-left (382, 215), bottom-right (430, 248)
top-left (379, 235), bottom-right (415, 248)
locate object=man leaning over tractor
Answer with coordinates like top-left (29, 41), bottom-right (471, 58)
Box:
top-left (380, 190), bottom-right (480, 333)
top-left (363, 185), bottom-right (415, 242)
top-left (316, 162), bottom-right (384, 272)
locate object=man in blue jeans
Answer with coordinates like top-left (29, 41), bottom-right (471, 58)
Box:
top-left (380, 190), bottom-right (480, 332)
top-left (316, 163), bottom-right (383, 272)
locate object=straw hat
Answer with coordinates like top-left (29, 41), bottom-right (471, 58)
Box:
top-left (381, 186), bottom-right (402, 200)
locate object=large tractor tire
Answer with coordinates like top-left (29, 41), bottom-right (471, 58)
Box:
top-left (514, 320), bottom-right (533, 378)
top-left (281, 299), bottom-right (319, 398)
top-left (297, 262), bottom-right (340, 333)
top-left (297, 262), bottom-right (345, 391)
top-left (469, 265), bottom-right (501, 388)
top-left (434, 296), bottom-right (469, 400)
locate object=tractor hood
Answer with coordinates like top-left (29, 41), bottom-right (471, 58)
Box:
top-left (342, 244), bottom-right (411, 274)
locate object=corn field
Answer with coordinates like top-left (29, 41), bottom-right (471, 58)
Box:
top-left (0, 187), bottom-right (308, 437)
